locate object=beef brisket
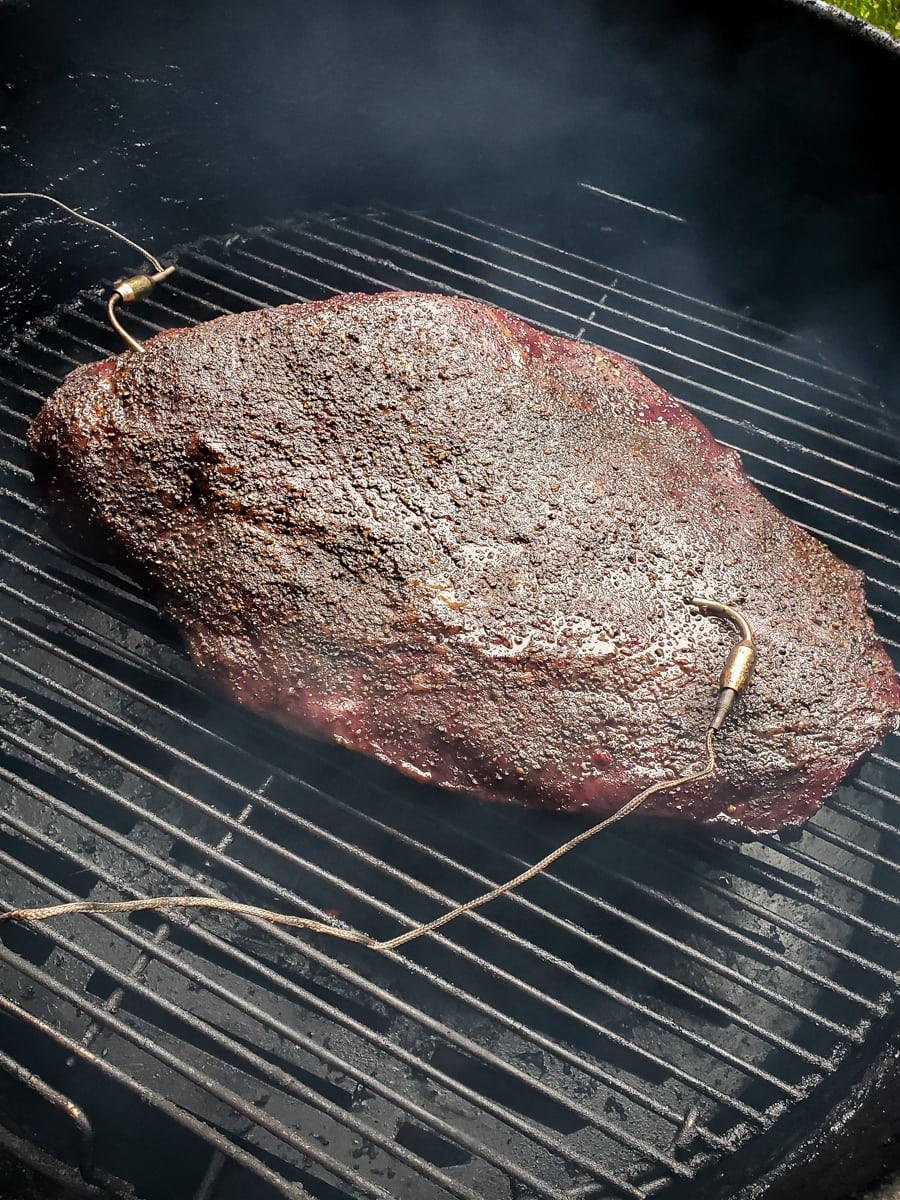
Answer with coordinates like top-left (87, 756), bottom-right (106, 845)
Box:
top-left (28, 292), bottom-right (900, 834)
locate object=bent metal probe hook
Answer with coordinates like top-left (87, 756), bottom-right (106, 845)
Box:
top-left (0, 190), bottom-right (175, 354)
top-left (689, 598), bottom-right (757, 731)
top-left (106, 266), bottom-right (176, 354)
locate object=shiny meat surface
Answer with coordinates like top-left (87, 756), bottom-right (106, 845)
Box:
top-left (28, 292), bottom-right (900, 834)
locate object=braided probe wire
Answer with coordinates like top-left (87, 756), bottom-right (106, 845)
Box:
top-left (0, 191), bottom-right (165, 271)
top-left (2, 595), bottom-right (755, 946)
top-left (0, 190), bottom-right (174, 352)
top-left (0, 731), bottom-right (718, 949)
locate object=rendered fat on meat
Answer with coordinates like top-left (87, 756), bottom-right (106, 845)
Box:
top-left (27, 292), bottom-right (900, 835)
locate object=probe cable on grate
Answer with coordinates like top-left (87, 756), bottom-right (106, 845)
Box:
top-left (0, 191), bottom-right (175, 353)
top-left (0, 601), bottom-right (755, 951)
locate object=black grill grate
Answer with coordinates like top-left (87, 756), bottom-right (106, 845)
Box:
top-left (0, 197), bottom-right (898, 1200)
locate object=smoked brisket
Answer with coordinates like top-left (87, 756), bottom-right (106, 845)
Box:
top-left (28, 292), bottom-right (900, 834)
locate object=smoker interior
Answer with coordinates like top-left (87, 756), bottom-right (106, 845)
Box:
top-left (1, 3), bottom-right (899, 1200)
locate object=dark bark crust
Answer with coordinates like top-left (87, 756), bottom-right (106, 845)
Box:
top-left (28, 292), bottom-right (900, 834)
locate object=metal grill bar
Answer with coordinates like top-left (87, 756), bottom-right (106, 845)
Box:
top-left (751, 830), bottom-right (900, 918)
top-left (0, 667), bottom-right (821, 1096)
top-left (0, 507), bottom-right (152, 614)
top-left (0, 863), bottom-right (590, 1200)
top-left (0, 798), bottom-right (700, 1180)
top-left (446, 209), bottom-right (874, 387)
top-left (0, 944), bottom-right (422, 1200)
top-left (179, 259), bottom-right (300, 305)
top-left (4, 552), bottom-right (890, 1000)
top-left (830, 789), bottom-right (900, 837)
top-left (192, 1152), bottom-right (226, 1200)
top-left (0, 599), bottom-right (873, 1042)
top-left (0, 667), bottom-right (702, 1175)
top-left (0, 733), bottom-right (731, 1156)
top-left (865, 611), bottom-right (900, 650)
top-left (0, 790), bottom-right (752, 1187)
top-left (0, 895), bottom-right (644, 1200)
top-left (603, 834), bottom-right (898, 984)
top-left (1, 552), bottom-right (891, 1015)
top-left (874, 752), bottom-right (900, 775)
top-left (0, 995), bottom-right (302, 1200)
top-left (0, 512), bottom-right (159, 628)
top-left (805, 822), bottom-right (900, 875)
top-left (655, 833), bottom-right (900, 958)
top-left (0, 772), bottom-right (734, 1195)
top-left (402, 209), bottom-right (886, 408)
top-left (0, 707), bottom-right (777, 1126)
top-left (0, 1043), bottom-right (95, 1181)
top-left (1, 205), bottom-right (898, 1200)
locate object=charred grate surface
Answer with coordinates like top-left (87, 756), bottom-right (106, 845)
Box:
top-left (0, 197), bottom-right (898, 1200)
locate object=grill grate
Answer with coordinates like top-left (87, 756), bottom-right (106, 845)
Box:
top-left (0, 196), bottom-right (898, 1200)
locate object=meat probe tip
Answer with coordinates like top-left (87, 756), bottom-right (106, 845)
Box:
top-left (688, 598), bottom-right (757, 732)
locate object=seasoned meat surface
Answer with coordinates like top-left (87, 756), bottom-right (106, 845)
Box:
top-left (28, 291), bottom-right (900, 834)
